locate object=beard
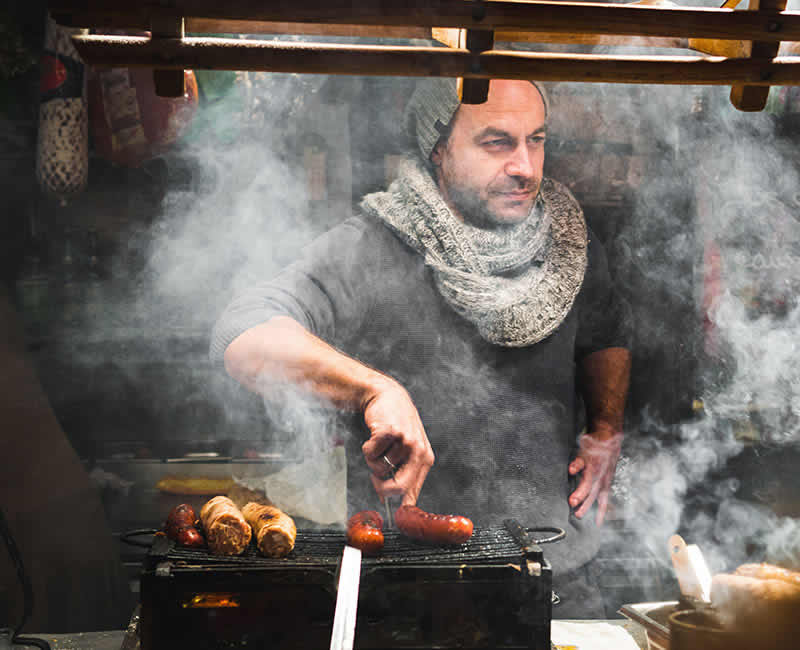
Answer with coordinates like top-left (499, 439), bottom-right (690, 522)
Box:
top-left (441, 174), bottom-right (540, 230)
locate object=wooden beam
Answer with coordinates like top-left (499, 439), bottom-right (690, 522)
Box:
top-left (731, 0), bottom-right (787, 111)
top-left (48, 0), bottom-right (800, 42)
top-left (186, 19), bottom-right (430, 39)
top-left (433, 27), bottom-right (685, 49)
top-left (150, 14), bottom-right (186, 97)
top-left (72, 35), bottom-right (800, 85)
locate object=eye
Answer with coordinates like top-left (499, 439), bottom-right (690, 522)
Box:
top-left (482, 138), bottom-right (511, 148)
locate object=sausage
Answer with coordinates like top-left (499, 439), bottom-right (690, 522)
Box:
top-left (165, 503), bottom-right (196, 534)
top-left (200, 496), bottom-right (252, 555)
top-left (176, 526), bottom-right (206, 548)
top-left (241, 502), bottom-right (296, 558)
top-left (164, 503), bottom-right (205, 548)
top-left (394, 505), bottom-right (473, 545)
top-left (346, 510), bottom-right (384, 555)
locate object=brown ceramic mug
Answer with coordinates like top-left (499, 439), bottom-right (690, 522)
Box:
top-left (668, 609), bottom-right (738, 650)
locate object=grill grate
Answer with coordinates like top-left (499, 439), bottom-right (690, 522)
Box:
top-left (156, 526), bottom-right (529, 571)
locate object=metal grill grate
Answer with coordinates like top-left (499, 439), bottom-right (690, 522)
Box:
top-left (157, 526), bottom-right (528, 571)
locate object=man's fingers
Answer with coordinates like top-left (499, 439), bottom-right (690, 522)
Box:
top-left (568, 466), bottom-right (594, 507)
top-left (370, 473), bottom-right (404, 498)
top-left (568, 457), bottom-right (586, 475)
top-left (574, 480), bottom-right (601, 519)
top-left (361, 432), bottom-right (396, 461)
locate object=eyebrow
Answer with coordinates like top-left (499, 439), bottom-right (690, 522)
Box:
top-left (474, 125), bottom-right (547, 142)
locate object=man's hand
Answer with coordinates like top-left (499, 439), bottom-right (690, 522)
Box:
top-left (568, 428), bottom-right (623, 525)
top-left (361, 381), bottom-right (434, 506)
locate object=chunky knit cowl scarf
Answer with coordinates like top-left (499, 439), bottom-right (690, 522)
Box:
top-left (360, 157), bottom-right (588, 347)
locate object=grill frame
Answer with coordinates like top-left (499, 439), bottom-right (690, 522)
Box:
top-left (139, 523), bottom-right (553, 649)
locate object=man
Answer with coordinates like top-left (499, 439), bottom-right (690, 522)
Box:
top-left (210, 78), bottom-right (632, 617)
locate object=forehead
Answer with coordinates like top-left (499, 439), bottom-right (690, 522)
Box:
top-left (453, 80), bottom-right (546, 134)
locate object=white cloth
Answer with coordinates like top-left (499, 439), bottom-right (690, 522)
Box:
top-left (234, 448), bottom-right (347, 526)
top-left (551, 621), bottom-right (640, 650)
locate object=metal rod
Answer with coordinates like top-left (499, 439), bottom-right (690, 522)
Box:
top-left (49, 0), bottom-right (800, 42)
top-left (73, 35), bottom-right (800, 85)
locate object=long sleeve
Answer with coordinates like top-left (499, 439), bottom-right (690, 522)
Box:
top-left (210, 216), bottom-right (380, 365)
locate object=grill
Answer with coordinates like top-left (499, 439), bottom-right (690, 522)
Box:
top-left (139, 520), bottom-right (554, 649)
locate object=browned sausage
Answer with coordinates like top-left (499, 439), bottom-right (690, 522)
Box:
top-left (394, 505), bottom-right (473, 545)
top-left (166, 503), bottom-right (195, 533)
top-left (165, 503), bottom-right (206, 548)
top-left (176, 526), bottom-right (206, 548)
top-left (346, 510), bottom-right (384, 555)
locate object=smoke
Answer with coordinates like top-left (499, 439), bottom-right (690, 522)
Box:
top-left (57, 27), bottom-right (800, 563)
top-left (582, 76), bottom-right (800, 583)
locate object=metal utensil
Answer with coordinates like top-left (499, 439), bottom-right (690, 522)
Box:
top-left (330, 545), bottom-right (362, 650)
top-left (383, 495), bottom-right (399, 529)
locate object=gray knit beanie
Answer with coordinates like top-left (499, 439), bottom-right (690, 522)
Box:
top-left (405, 78), bottom-right (550, 161)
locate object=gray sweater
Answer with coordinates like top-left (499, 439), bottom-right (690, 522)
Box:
top-left (210, 213), bottom-right (631, 572)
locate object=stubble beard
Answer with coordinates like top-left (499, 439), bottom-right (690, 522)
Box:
top-left (444, 179), bottom-right (539, 230)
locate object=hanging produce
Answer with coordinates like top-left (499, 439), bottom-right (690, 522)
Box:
top-left (35, 14), bottom-right (89, 203)
top-left (89, 62), bottom-right (198, 167)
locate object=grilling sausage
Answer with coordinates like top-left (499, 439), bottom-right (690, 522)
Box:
top-left (200, 496), bottom-right (252, 555)
top-left (394, 505), bottom-right (473, 545)
top-left (346, 510), bottom-right (384, 555)
top-left (165, 503), bottom-right (205, 548)
top-left (241, 502), bottom-right (296, 558)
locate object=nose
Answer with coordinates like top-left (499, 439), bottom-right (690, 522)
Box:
top-left (504, 143), bottom-right (534, 179)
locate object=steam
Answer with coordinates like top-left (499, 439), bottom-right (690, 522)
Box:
top-left (57, 28), bottom-right (800, 572)
top-left (597, 79), bottom-right (800, 584)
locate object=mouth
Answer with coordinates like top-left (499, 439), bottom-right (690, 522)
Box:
top-left (499, 191), bottom-right (533, 200)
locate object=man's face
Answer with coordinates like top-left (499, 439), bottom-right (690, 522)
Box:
top-left (431, 80), bottom-right (547, 228)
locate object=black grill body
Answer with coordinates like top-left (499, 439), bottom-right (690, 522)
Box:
top-left (140, 525), bottom-right (552, 649)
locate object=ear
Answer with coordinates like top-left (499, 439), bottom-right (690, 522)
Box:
top-left (430, 140), bottom-right (444, 167)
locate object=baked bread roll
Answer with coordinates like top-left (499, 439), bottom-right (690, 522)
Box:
top-left (199, 496), bottom-right (251, 555)
top-left (157, 476), bottom-right (235, 495)
top-left (242, 502), bottom-right (296, 558)
top-left (734, 562), bottom-right (800, 587)
top-left (711, 564), bottom-right (800, 647)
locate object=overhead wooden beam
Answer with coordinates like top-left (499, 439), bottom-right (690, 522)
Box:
top-left (433, 27), bottom-right (685, 50)
top-left (731, 0), bottom-right (787, 111)
top-left (72, 35), bottom-right (800, 85)
top-left (49, 0), bottom-right (800, 42)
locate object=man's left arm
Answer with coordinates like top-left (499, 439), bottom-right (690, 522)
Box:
top-left (568, 346), bottom-right (631, 525)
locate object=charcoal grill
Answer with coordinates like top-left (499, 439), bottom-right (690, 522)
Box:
top-left (139, 520), bottom-right (554, 649)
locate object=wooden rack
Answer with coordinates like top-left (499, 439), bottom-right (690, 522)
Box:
top-left (49, 0), bottom-right (800, 111)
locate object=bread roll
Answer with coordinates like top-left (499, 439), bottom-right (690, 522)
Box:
top-left (242, 502), bottom-right (296, 558)
top-left (200, 496), bottom-right (251, 555)
top-left (734, 562), bottom-right (800, 588)
top-left (157, 476), bottom-right (235, 495)
top-left (711, 571), bottom-right (800, 646)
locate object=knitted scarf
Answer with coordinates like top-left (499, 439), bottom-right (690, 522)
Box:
top-left (360, 157), bottom-right (588, 347)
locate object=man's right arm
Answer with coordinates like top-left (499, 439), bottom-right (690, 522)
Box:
top-left (224, 315), bottom-right (434, 506)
